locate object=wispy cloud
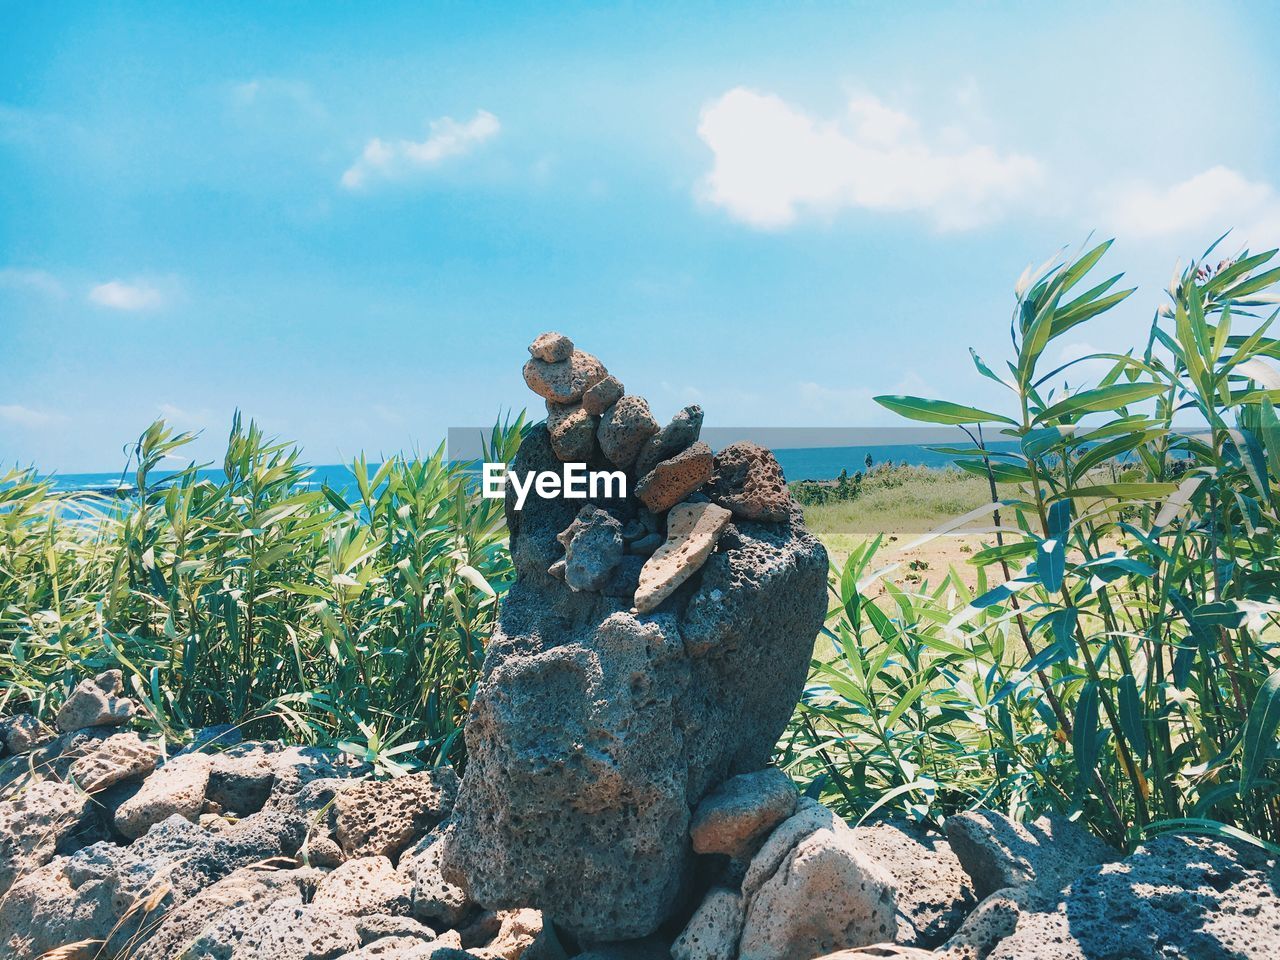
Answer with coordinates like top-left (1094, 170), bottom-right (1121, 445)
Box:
top-left (88, 279), bottom-right (166, 311)
top-left (0, 267), bottom-right (66, 299)
top-left (341, 110), bottom-right (501, 189)
top-left (696, 88), bottom-right (1042, 230)
top-left (1102, 166), bottom-right (1280, 248)
top-left (229, 78), bottom-right (327, 120)
top-left (0, 404), bottom-right (67, 428)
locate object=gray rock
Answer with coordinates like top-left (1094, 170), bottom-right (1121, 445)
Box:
top-left (556, 504), bottom-right (625, 591)
top-left (0, 778), bottom-right (91, 896)
top-left (689, 766), bottom-right (797, 860)
top-left (234, 900), bottom-right (363, 960)
top-left (209, 749), bottom-right (277, 814)
top-left (626, 533), bottom-right (663, 556)
top-left (399, 825), bottom-right (477, 929)
top-left (67, 730), bottom-right (160, 792)
top-left (582, 375), bottom-right (624, 416)
top-left (132, 865), bottom-right (319, 960)
top-left (523, 351), bottom-right (608, 404)
top-left (546, 402), bottom-right (598, 462)
top-left (313, 856), bottom-right (413, 917)
top-left (602, 554), bottom-right (645, 599)
top-left (634, 405), bottom-right (703, 479)
top-left (443, 426), bottom-right (827, 942)
top-left (55, 668), bottom-right (137, 732)
top-left (575, 937), bottom-right (673, 960)
top-left (707, 443), bottom-right (791, 522)
top-left (672, 887), bottom-right (742, 960)
top-left (115, 751), bottom-right (212, 839)
top-left (334, 768), bottom-right (458, 859)
top-left (306, 834), bottom-right (346, 868)
top-left (987, 834), bottom-right (1280, 960)
top-left (529, 332), bottom-right (574, 363)
top-left (635, 441), bottom-right (713, 514)
top-left (737, 799), bottom-right (897, 960)
top-left (597, 395), bottom-right (660, 469)
top-left (945, 809), bottom-right (1116, 900)
top-left (1, 713), bottom-right (54, 754)
top-left (853, 819), bottom-right (975, 947)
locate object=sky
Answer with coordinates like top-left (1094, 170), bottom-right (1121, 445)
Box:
top-left (3, 1), bottom-right (1280, 472)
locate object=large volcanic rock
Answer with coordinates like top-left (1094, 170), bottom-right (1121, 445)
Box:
top-left (441, 335), bottom-right (828, 943)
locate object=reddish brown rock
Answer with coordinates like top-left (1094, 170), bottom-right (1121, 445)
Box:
top-left (635, 441), bottom-right (712, 513)
top-left (708, 442), bottom-right (791, 522)
top-left (635, 405), bottom-right (703, 479)
top-left (546, 402), bottom-right (598, 462)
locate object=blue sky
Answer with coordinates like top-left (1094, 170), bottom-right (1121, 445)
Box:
top-left (3, 1), bottom-right (1279, 471)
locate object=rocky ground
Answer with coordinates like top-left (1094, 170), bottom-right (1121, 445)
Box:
top-left (2, 685), bottom-right (1277, 959)
top-left (5, 331), bottom-right (1279, 959)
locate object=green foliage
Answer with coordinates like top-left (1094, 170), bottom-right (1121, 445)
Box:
top-left (0, 413), bottom-right (525, 770)
top-left (783, 238), bottom-right (1280, 850)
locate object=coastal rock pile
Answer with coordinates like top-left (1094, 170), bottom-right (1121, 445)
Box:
top-left (441, 332), bottom-right (831, 946)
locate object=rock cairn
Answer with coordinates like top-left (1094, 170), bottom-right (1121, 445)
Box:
top-left (441, 332), bottom-right (831, 943)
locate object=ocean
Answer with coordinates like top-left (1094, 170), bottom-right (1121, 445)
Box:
top-left (42, 442), bottom-right (1017, 495)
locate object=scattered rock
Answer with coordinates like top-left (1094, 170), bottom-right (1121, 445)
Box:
top-left (626, 532), bottom-right (663, 556)
top-left (208, 749), bottom-right (276, 814)
top-left (529, 332), bottom-right (575, 363)
top-left (67, 730), bottom-right (159, 792)
top-left (633, 500), bottom-right (732, 614)
top-left (689, 766), bottom-right (797, 860)
top-left (708, 442), bottom-right (791, 522)
top-left (945, 809), bottom-right (1116, 900)
top-left (556, 504), bottom-right (625, 591)
top-left (672, 887), bottom-right (742, 960)
top-left (602, 554), bottom-right (645, 599)
top-left (114, 751), bottom-right (212, 839)
top-left (582, 375), bottom-right (625, 416)
top-left (314, 856), bottom-right (413, 917)
top-left (634, 405), bottom-right (704, 479)
top-left (469, 908), bottom-right (542, 959)
top-left (523, 351), bottom-right (608, 404)
top-left (0, 779), bottom-right (90, 896)
top-left (853, 819), bottom-right (975, 947)
top-left (546, 402), bottom-right (598, 462)
top-left (399, 825), bottom-right (477, 929)
top-left (354, 913), bottom-right (439, 943)
top-left (738, 799), bottom-right (897, 960)
top-left (1, 713), bottom-right (54, 754)
top-left (335, 768), bottom-right (458, 859)
top-left (987, 835), bottom-right (1280, 960)
top-left (234, 900), bottom-right (363, 960)
top-left (635, 441), bottom-right (713, 513)
top-left (132, 865), bottom-right (319, 960)
top-left (597, 395), bottom-right (660, 469)
top-left (55, 668), bottom-right (137, 732)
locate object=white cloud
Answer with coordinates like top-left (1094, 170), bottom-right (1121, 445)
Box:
top-left (341, 110), bottom-right (501, 189)
top-left (0, 267), bottom-right (66, 299)
top-left (1104, 166), bottom-right (1280, 247)
top-left (696, 88), bottom-right (1043, 230)
top-left (0, 404), bottom-right (66, 428)
top-left (229, 78), bottom-right (326, 120)
top-left (88, 279), bottom-right (165, 311)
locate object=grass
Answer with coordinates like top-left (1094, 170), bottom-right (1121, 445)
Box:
top-left (781, 238), bottom-right (1280, 854)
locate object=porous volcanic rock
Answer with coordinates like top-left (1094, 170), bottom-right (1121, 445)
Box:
top-left (597, 395), bottom-right (660, 469)
top-left (556, 504), bottom-right (625, 591)
top-left (56, 668), bottom-right (137, 732)
top-left (529, 332), bottom-right (575, 362)
top-left (635, 440), bottom-right (713, 513)
top-left (582, 374), bottom-right (625, 416)
top-left (442, 335), bottom-right (828, 943)
top-left (547, 402), bottom-right (598, 462)
top-left (689, 766), bottom-right (797, 860)
top-left (524, 351), bottom-right (608, 404)
top-left (635, 405), bottom-right (704, 479)
top-left (708, 442), bottom-right (792, 522)
top-left (1, 713), bottom-right (53, 754)
top-left (114, 751), bottom-right (212, 839)
top-left (334, 768), bottom-right (458, 859)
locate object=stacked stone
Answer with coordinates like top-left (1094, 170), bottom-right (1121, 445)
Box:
top-left (520, 331), bottom-right (793, 614)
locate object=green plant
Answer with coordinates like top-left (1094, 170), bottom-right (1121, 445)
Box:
top-left (784, 238), bottom-right (1280, 851)
top-left (0, 413), bottom-right (525, 770)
